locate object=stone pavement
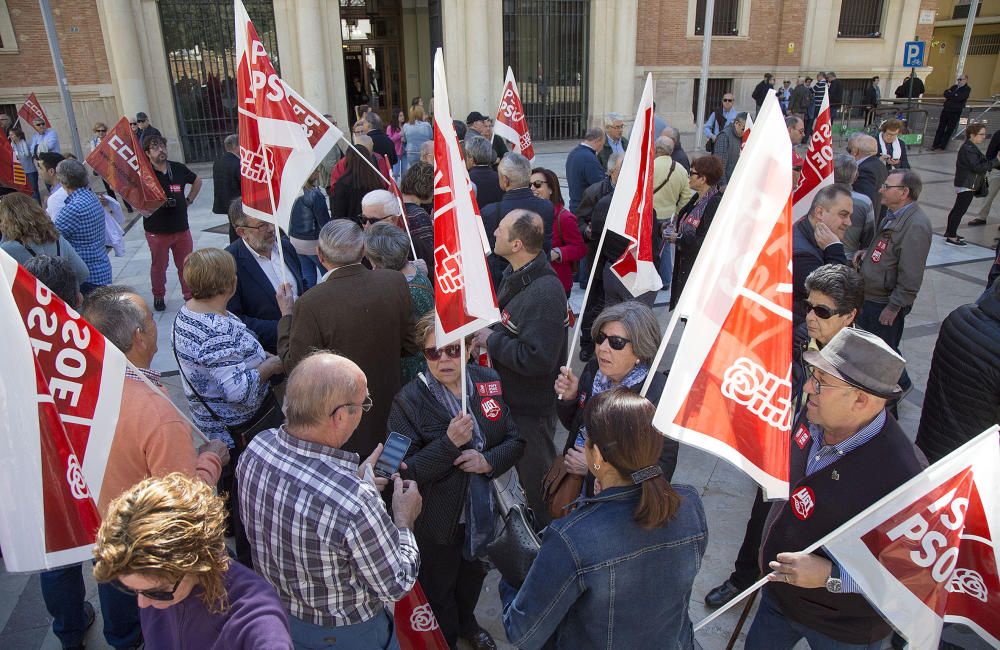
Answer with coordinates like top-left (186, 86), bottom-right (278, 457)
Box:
top-left (1, 139), bottom-right (995, 650)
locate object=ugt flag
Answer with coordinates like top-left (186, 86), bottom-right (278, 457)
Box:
top-left (493, 67), bottom-right (535, 161)
top-left (602, 73), bottom-right (662, 298)
top-left (0, 250), bottom-right (126, 571)
top-left (651, 92), bottom-right (792, 499)
top-left (19, 93), bottom-right (50, 130)
top-left (792, 85), bottom-right (832, 220)
top-left (432, 48), bottom-right (499, 347)
top-left (235, 0), bottom-right (341, 232)
top-left (85, 116), bottom-right (167, 215)
top-left (396, 581), bottom-right (450, 650)
top-left (824, 426), bottom-right (1000, 648)
top-left (0, 132), bottom-right (32, 195)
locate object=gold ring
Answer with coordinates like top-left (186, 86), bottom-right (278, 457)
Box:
top-left (783, 575), bottom-right (790, 583)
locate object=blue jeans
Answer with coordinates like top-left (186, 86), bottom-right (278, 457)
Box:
top-left (745, 588), bottom-right (885, 650)
top-left (289, 609), bottom-right (399, 650)
top-left (658, 241), bottom-right (673, 290)
top-left (39, 564), bottom-right (141, 649)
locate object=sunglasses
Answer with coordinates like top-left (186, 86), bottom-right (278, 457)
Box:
top-left (804, 301), bottom-right (842, 320)
top-left (111, 576), bottom-right (182, 601)
top-left (594, 332), bottom-right (631, 350)
top-left (360, 215), bottom-right (391, 225)
top-left (129, 122), bottom-right (137, 126)
top-left (422, 344), bottom-right (462, 361)
top-left (722, 98), bottom-right (734, 103)
top-left (530, 180), bottom-right (546, 189)
top-left (95, 129), bottom-right (107, 133)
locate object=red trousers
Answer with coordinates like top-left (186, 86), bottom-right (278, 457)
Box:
top-left (145, 229), bottom-right (193, 299)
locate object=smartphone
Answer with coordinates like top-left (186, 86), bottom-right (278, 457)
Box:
top-left (375, 431), bottom-right (411, 478)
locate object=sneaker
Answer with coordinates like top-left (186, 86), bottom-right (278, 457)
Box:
top-left (968, 218), bottom-right (987, 226)
top-left (153, 297), bottom-right (166, 311)
top-left (944, 237), bottom-right (967, 246)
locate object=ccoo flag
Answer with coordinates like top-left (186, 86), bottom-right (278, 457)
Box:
top-left (493, 67), bottom-right (535, 161)
top-left (650, 92), bottom-right (793, 499)
top-left (602, 73), bottom-right (663, 297)
top-left (432, 49), bottom-right (500, 347)
top-left (792, 86), bottom-right (833, 220)
top-left (18, 93), bottom-right (50, 130)
top-left (235, 0), bottom-right (341, 232)
top-left (85, 116), bottom-right (167, 215)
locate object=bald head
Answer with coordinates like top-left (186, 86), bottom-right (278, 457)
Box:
top-left (284, 352), bottom-right (365, 430)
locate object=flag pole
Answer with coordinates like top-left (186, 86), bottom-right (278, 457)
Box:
top-left (460, 337), bottom-right (468, 414)
top-left (639, 307), bottom-right (684, 396)
top-left (563, 218), bottom-right (614, 374)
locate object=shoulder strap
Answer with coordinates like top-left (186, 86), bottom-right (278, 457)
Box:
top-left (653, 160), bottom-right (676, 195)
top-left (170, 321), bottom-right (227, 424)
top-left (17, 240), bottom-right (38, 257)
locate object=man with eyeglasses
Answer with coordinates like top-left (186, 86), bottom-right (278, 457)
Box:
top-left (598, 113), bottom-right (629, 170)
top-left (703, 93), bottom-right (737, 152)
top-left (792, 184), bottom-right (852, 326)
top-left (134, 111), bottom-right (162, 148)
top-left (29, 116), bottom-right (60, 156)
top-left (932, 75), bottom-right (971, 151)
top-left (746, 327), bottom-right (926, 650)
top-left (225, 199), bottom-right (305, 354)
top-left (238, 351), bottom-right (422, 648)
top-left (360, 188), bottom-right (433, 272)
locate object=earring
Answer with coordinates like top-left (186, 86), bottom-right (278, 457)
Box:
top-left (592, 462), bottom-right (601, 471)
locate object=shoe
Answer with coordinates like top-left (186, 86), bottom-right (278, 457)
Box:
top-left (704, 579), bottom-right (743, 608)
top-left (944, 237), bottom-right (967, 246)
top-left (969, 218), bottom-right (987, 226)
top-left (83, 600), bottom-right (95, 631)
top-left (461, 629), bottom-right (497, 650)
top-left (579, 348), bottom-right (593, 363)
top-left (153, 297), bottom-right (166, 311)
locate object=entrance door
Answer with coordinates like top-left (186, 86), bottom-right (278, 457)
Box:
top-left (343, 44), bottom-right (403, 124)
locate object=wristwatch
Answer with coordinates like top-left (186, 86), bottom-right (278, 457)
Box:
top-left (825, 563), bottom-right (843, 593)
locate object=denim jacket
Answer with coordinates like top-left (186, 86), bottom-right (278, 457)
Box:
top-left (501, 483), bottom-right (708, 650)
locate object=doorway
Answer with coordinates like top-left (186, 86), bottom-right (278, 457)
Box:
top-left (340, 5), bottom-right (405, 127)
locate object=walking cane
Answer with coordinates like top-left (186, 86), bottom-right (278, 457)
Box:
top-left (725, 588), bottom-right (758, 650)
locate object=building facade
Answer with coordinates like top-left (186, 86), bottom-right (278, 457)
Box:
top-left (1, 0), bottom-right (940, 164)
top-left (926, 0), bottom-right (1000, 99)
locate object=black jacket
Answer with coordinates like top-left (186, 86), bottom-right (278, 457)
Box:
top-left (853, 156), bottom-right (888, 216)
top-left (671, 143), bottom-right (691, 173)
top-left (752, 80), bottom-right (771, 107)
top-left (791, 217), bottom-right (848, 326)
top-left (469, 165), bottom-right (504, 208)
top-left (986, 129), bottom-right (1000, 162)
top-left (862, 84), bottom-right (879, 109)
top-left (893, 77), bottom-right (924, 99)
top-left (916, 289), bottom-right (1000, 463)
top-left (212, 151), bottom-right (241, 215)
top-left (389, 364), bottom-right (525, 545)
top-left (671, 190), bottom-right (723, 310)
top-left (557, 358), bottom-right (679, 485)
top-left (953, 139), bottom-right (992, 189)
top-left (598, 137), bottom-right (628, 170)
top-left (942, 83), bottom-right (971, 113)
top-left (367, 128), bottom-right (398, 166)
top-left (288, 187), bottom-right (331, 241)
top-left (486, 253), bottom-right (568, 416)
top-left (576, 177), bottom-right (614, 246)
top-left (481, 187), bottom-right (554, 287)
top-left (827, 79), bottom-right (844, 106)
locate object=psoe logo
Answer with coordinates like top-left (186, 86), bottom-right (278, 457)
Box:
top-left (409, 603), bottom-right (440, 632)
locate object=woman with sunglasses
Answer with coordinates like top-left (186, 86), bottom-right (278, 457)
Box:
top-left (93, 473), bottom-right (293, 650)
top-left (530, 167), bottom-right (588, 297)
top-left (387, 312), bottom-right (524, 650)
top-left (553, 302), bottom-right (679, 504)
top-left (668, 155), bottom-right (725, 310)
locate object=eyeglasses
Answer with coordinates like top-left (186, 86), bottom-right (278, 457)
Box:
top-left (360, 214), bottom-right (392, 225)
top-left (880, 183), bottom-right (905, 190)
top-left (239, 222), bottom-right (272, 231)
top-left (129, 122), bottom-right (137, 126)
top-left (608, 124), bottom-right (624, 130)
top-left (807, 370), bottom-right (854, 395)
top-left (111, 576), bottom-right (183, 601)
top-left (331, 393), bottom-right (373, 416)
top-left (530, 180), bottom-right (546, 189)
top-left (804, 301), bottom-right (841, 320)
top-left (422, 344), bottom-right (462, 361)
top-left (34, 122), bottom-right (45, 127)
top-left (95, 129), bottom-right (107, 133)
top-left (722, 98), bottom-right (734, 103)
top-left (594, 332), bottom-right (631, 350)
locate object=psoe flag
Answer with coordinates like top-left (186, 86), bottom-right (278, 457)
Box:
top-left (0, 250), bottom-right (126, 571)
top-left (493, 67), bottom-right (535, 161)
top-left (823, 426), bottom-right (1000, 649)
top-left (793, 86), bottom-right (833, 220)
top-left (85, 116), bottom-right (167, 215)
top-left (235, 0), bottom-right (341, 232)
top-left (651, 92), bottom-right (792, 499)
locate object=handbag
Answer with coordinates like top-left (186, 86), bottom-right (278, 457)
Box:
top-left (485, 468), bottom-right (541, 588)
top-left (975, 174), bottom-right (989, 198)
top-left (542, 459), bottom-right (583, 520)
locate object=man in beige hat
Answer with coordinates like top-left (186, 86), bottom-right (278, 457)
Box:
top-left (746, 328), bottom-right (927, 650)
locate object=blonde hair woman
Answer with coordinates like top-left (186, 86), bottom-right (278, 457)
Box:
top-left (0, 192), bottom-right (90, 285)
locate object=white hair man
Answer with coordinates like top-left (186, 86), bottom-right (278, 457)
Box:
top-left (598, 113), bottom-right (628, 169)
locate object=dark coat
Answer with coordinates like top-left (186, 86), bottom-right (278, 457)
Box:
top-left (212, 151), bottom-right (241, 215)
top-left (942, 83), bottom-right (971, 113)
top-left (986, 129), bottom-right (1000, 162)
top-left (566, 143), bottom-right (606, 211)
top-left (598, 137), bottom-right (628, 170)
top-left (954, 139), bottom-right (992, 189)
top-left (576, 177), bottom-right (614, 247)
top-left (389, 364), bottom-right (525, 546)
top-left (469, 165), bottom-right (504, 208)
top-left (225, 237), bottom-right (307, 354)
top-left (853, 156), bottom-right (888, 216)
top-left (752, 80), bottom-right (771, 107)
top-left (916, 289), bottom-right (1000, 463)
top-left (791, 217), bottom-right (848, 326)
top-left (671, 190), bottom-right (723, 310)
top-left (277, 265), bottom-right (418, 458)
top-left (288, 187), bottom-right (331, 241)
top-left (671, 143), bottom-right (691, 172)
top-left (894, 77), bottom-right (924, 99)
top-left (862, 84), bottom-right (879, 109)
top-left (827, 79), bottom-right (844, 106)
top-left (876, 136), bottom-right (910, 170)
top-left (367, 128), bottom-right (398, 166)
top-left (481, 187), bottom-right (554, 287)
top-left (330, 172), bottom-right (376, 223)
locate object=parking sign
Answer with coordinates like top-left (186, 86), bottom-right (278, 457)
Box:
top-left (903, 41), bottom-right (925, 68)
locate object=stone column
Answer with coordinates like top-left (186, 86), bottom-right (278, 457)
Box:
top-left (293, 0), bottom-right (329, 110)
top-left (98, 0), bottom-right (151, 119)
top-left (440, 0), bottom-right (503, 119)
top-left (588, 0), bottom-right (638, 128)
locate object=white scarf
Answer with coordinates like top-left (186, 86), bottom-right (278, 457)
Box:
top-left (879, 133), bottom-right (901, 162)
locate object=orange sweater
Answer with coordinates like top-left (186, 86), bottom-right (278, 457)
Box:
top-left (98, 377), bottom-right (223, 516)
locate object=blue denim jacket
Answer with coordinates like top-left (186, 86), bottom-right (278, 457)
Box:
top-left (501, 483), bottom-right (708, 649)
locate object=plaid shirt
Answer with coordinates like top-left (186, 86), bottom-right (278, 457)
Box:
top-left (236, 426), bottom-right (419, 627)
top-left (54, 188), bottom-right (112, 285)
top-left (124, 366), bottom-right (161, 386)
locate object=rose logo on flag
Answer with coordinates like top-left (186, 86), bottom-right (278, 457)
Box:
top-left (791, 486), bottom-right (816, 520)
top-left (721, 357), bottom-right (793, 431)
top-left (65, 453), bottom-right (91, 501)
top-left (240, 144), bottom-right (274, 184)
top-left (409, 603), bottom-right (440, 632)
top-left (434, 245), bottom-right (464, 294)
top-left (946, 568), bottom-right (988, 603)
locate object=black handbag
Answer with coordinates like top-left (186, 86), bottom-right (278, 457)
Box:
top-left (486, 468), bottom-right (541, 588)
top-left (975, 174), bottom-right (990, 199)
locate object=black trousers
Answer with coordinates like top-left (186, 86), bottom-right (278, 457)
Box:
top-left (933, 110), bottom-right (962, 150)
top-left (417, 529), bottom-right (487, 650)
top-left (945, 190), bottom-right (975, 238)
top-left (512, 411), bottom-right (558, 530)
top-left (219, 446), bottom-right (254, 568)
top-left (728, 488), bottom-right (771, 589)
top-left (579, 254), bottom-right (605, 355)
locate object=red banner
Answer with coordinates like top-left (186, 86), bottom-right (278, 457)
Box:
top-left (85, 117), bottom-right (167, 215)
top-left (395, 581), bottom-right (449, 650)
top-left (0, 133), bottom-right (32, 194)
top-left (792, 87), bottom-right (833, 220)
top-left (493, 67), bottom-right (535, 160)
top-left (18, 93), bottom-right (50, 129)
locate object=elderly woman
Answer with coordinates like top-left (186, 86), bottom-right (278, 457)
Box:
top-left (501, 389), bottom-right (707, 649)
top-left (9, 126), bottom-right (40, 200)
top-left (0, 192), bottom-right (89, 285)
top-left (530, 167), bottom-right (588, 296)
top-left (945, 123), bottom-right (996, 245)
top-left (554, 302), bottom-right (679, 503)
top-left (93, 473), bottom-right (293, 649)
top-left (876, 118), bottom-right (910, 171)
top-left (669, 154), bottom-right (725, 310)
top-left (387, 312), bottom-right (524, 650)
top-left (365, 221), bottom-right (434, 384)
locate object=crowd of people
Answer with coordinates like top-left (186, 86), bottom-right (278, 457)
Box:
top-left (0, 85), bottom-right (998, 650)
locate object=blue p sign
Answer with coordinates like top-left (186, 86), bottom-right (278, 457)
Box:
top-left (903, 41), bottom-right (925, 68)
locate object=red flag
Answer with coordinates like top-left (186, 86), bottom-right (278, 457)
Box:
top-left (741, 114), bottom-right (753, 150)
top-left (651, 92), bottom-right (792, 499)
top-left (18, 93), bottom-right (50, 129)
top-left (0, 134), bottom-right (32, 194)
top-left (493, 67), bottom-right (535, 161)
top-left (85, 117), bottom-right (167, 214)
top-left (792, 87), bottom-right (833, 219)
top-left (432, 49), bottom-right (500, 347)
top-left (395, 581), bottom-right (450, 650)
top-left (823, 426), bottom-right (1000, 648)
top-left (235, 0), bottom-right (341, 232)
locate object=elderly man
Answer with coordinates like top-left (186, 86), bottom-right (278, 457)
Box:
top-left (745, 328), bottom-right (926, 650)
top-left (932, 74), bottom-right (971, 151)
top-left (652, 136), bottom-right (692, 291)
top-left (466, 110), bottom-right (508, 161)
top-left (420, 140), bottom-right (434, 164)
top-left (786, 115), bottom-right (805, 146)
top-left (599, 113), bottom-right (628, 169)
top-left (364, 111), bottom-right (398, 167)
top-left (834, 154), bottom-right (876, 258)
top-left (278, 220), bottom-right (418, 458)
top-left (714, 112), bottom-right (748, 183)
top-left (664, 126), bottom-right (691, 172)
top-left (361, 188), bottom-right (433, 272)
top-left (29, 116), bottom-right (60, 156)
top-left (565, 127), bottom-right (607, 212)
top-left (851, 134), bottom-right (887, 217)
top-left (134, 111), bottom-right (162, 147)
top-left (473, 210), bottom-right (567, 527)
top-left (792, 184), bottom-right (852, 326)
top-left (704, 92), bottom-right (737, 151)
top-left (213, 134), bottom-right (242, 242)
top-left (790, 77), bottom-right (812, 120)
top-left (238, 352), bottom-right (422, 648)
top-left (466, 135), bottom-right (503, 207)
top-left (225, 200), bottom-right (304, 354)
top-left (54, 159), bottom-right (113, 293)
top-left (481, 152), bottom-right (555, 287)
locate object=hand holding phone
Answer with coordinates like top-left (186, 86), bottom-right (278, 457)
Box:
top-left (375, 432), bottom-right (412, 479)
